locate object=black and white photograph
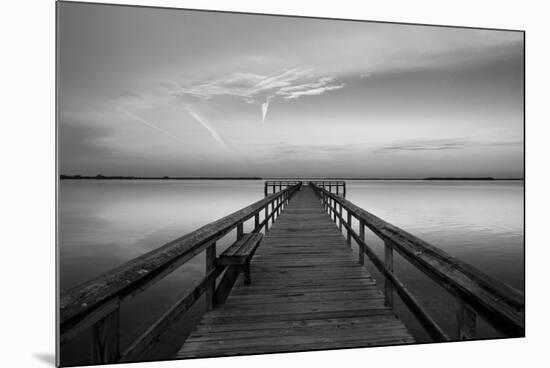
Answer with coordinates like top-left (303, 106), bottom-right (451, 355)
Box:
top-left (55, 1), bottom-right (527, 367)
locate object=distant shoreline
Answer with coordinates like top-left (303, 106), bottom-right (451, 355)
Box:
top-left (59, 175), bottom-right (524, 181)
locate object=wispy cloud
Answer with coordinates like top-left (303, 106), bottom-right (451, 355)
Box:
top-left (275, 77), bottom-right (345, 99)
top-left (183, 105), bottom-right (228, 148)
top-left (261, 96), bottom-right (271, 124)
top-left (170, 67), bottom-right (346, 122)
top-left (376, 137), bottom-right (522, 152)
top-left (119, 107), bottom-right (187, 144)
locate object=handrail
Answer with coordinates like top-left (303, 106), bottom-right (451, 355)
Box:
top-left (310, 182), bottom-right (524, 339)
top-left (264, 180), bottom-right (302, 196)
top-left (309, 180), bottom-right (346, 197)
top-left (60, 183), bottom-right (302, 364)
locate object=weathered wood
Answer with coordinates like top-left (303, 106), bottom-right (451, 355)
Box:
top-left (254, 213), bottom-right (260, 231)
top-left (218, 233), bottom-right (263, 288)
top-left (347, 211), bottom-right (352, 245)
top-left (205, 243), bottom-right (216, 310)
top-left (236, 223), bottom-right (244, 240)
top-left (384, 242), bottom-right (394, 307)
top-left (218, 233), bottom-right (263, 265)
top-left (178, 186), bottom-right (413, 358)
top-left (311, 183), bottom-right (524, 337)
top-left (338, 203), bottom-right (343, 231)
top-left (60, 297), bottom-right (119, 345)
top-left (92, 306), bottom-right (120, 364)
top-left (120, 268), bottom-right (220, 362)
top-left (215, 266), bottom-right (241, 305)
top-left (456, 298), bottom-right (476, 339)
top-left (359, 220), bottom-right (365, 265)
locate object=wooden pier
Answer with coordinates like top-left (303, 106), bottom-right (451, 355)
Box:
top-left (59, 180), bottom-right (524, 365)
top-left (177, 186), bottom-right (412, 358)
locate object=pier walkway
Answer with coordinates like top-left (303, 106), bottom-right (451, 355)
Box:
top-left (177, 186), bottom-right (413, 358)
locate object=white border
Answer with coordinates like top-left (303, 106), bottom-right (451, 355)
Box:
top-left (2, 0), bottom-right (548, 367)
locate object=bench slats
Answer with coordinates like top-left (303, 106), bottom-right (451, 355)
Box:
top-left (233, 233), bottom-right (263, 258)
top-left (218, 233), bottom-right (263, 265)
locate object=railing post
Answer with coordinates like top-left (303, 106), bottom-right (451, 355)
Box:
top-left (456, 298), bottom-right (476, 339)
top-left (346, 211), bottom-right (352, 246)
top-left (264, 182), bottom-right (268, 197)
top-left (254, 213), bottom-right (260, 231)
top-left (336, 185), bottom-right (339, 196)
top-left (265, 206), bottom-right (269, 231)
top-left (237, 223), bottom-right (244, 240)
top-left (205, 242), bottom-right (216, 310)
top-left (338, 203), bottom-right (343, 231)
top-left (92, 302), bottom-right (120, 364)
top-left (384, 242), bottom-right (394, 307)
top-left (359, 219), bottom-right (365, 265)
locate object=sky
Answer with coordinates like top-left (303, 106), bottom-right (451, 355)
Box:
top-left (57, 2), bottom-right (524, 178)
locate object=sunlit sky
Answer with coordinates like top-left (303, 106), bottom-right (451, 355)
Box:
top-left (58, 2), bottom-right (524, 178)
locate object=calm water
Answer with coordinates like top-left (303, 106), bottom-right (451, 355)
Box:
top-left (59, 180), bottom-right (524, 364)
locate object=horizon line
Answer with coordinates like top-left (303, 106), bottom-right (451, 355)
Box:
top-left (59, 174), bottom-right (524, 181)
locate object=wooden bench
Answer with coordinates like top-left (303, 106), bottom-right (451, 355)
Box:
top-left (217, 233), bottom-right (263, 285)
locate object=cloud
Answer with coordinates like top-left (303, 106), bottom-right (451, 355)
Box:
top-left (261, 97), bottom-right (271, 124)
top-left (278, 84), bottom-right (345, 99)
top-left (376, 137), bottom-right (522, 152)
top-left (119, 108), bottom-right (187, 144)
top-left (274, 76), bottom-right (345, 99)
top-left (170, 67), bottom-right (346, 122)
top-left (183, 105), bottom-right (228, 148)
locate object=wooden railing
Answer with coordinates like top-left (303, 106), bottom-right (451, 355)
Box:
top-left (264, 180), bottom-right (302, 196)
top-left (59, 183), bottom-right (302, 364)
top-left (309, 180), bottom-right (346, 197)
top-left (310, 182), bottom-right (524, 341)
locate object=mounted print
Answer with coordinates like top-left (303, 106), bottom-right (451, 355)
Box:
top-left (56, 1), bottom-right (525, 366)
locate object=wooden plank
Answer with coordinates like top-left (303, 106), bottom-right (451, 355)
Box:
top-left (177, 186), bottom-right (414, 359)
top-left (218, 234), bottom-right (255, 258)
top-left (234, 233), bottom-right (263, 258)
top-left (194, 314), bottom-right (401, 333)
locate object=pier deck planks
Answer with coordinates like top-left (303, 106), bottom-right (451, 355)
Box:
top-left (176, 186), bottom-right (414, 358)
